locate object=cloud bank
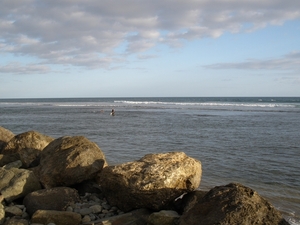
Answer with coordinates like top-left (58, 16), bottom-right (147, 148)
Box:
top-left (1, 0), bottom-right (300, 73)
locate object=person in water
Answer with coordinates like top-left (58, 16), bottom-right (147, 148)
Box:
top-left (110, 109), bottom-right (115, 116)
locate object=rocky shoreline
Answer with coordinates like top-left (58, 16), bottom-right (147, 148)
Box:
top-left (0, 126), bottom-right (290, 225)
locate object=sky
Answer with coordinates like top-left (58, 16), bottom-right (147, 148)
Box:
top-left (1, 0), bottom-right (300, 98)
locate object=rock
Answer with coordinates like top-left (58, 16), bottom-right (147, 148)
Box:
top-left (4, 205), bottom-right (23, 217)
top-left (0, 167), bottom-right (41, 203)
top-left (97, 152), bottom-right (202, 212)
top-left (0, 126), bottom-right (14, 152)
top-left (31, 210), bottom-right (81, 225)
top-left (3, 160), bottom-right (23, 169)
top-left (23, 187), bottom-right (80, 216)
top-left (38, 136), bottom-right (107, 188)
top-left (147, 210), bottom-right (180, 225)
top-left (1, 130), bottom-right (54, 168)
top-left (0, 203), bottom-right (5, 224)
top-left (0, 155), bottom-right (21, 167)
top-left (174, 190), bottom-right (207, 214)
top-left (179, 183), bottom-right (290, 225)
top-left (3, 217), bottom-right (29, 225)
top-left (81, 208), bottom-right (152, 225)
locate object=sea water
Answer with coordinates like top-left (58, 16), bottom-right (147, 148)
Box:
top-left (0, 97), bottom-right (299, 224)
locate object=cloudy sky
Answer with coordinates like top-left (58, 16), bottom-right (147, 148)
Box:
top-left (1, 0), bottom-right (300, 98)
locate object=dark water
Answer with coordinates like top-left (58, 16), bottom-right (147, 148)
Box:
top-left (1, 97), bottom-right (299, 224)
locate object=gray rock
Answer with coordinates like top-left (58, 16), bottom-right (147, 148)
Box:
top-left (1, 130), bottom-right (54, 168)
top-left (179, 183), bottom-right (290, 225)
top-left (0, 167), bottom-right (41, 202)
top-left (97, 152), bottom-right (202, 212)
top-left (39, 136), bottom-right (107, 188)
top-left (23, 187), bottom-right (80, 216)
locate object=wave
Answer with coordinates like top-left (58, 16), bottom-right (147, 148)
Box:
top-left (114, 100), bottom-right (296, 108)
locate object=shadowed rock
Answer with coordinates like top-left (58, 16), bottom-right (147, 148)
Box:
top-left (179, 183), bottom-right (290, 225)
top-left (23, 187), bottom-right (80, 216)
top-left (38, 136), bottom-right (107, 188)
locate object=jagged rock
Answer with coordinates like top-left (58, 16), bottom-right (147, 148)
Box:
top-left (31, 210), bottom-right (81, 225)
top-left (82, 208), bottom-right (152, 225)
top-left (1, 130), bottom-right (54, 168)
top-left (0, 127), bottom-right (14, 152)
top-left (0, 167), bottom-right (41, 202)
top-left (97, 152), bottom-right (202, 212)
top-left (23, 187), bottom-right (80, 216)
top-left (179, 183), bottom-right (290, 225)
top-left (147, 210), bottom-right (180, 225)
top-left (38, 136), bottom-right (107, 188)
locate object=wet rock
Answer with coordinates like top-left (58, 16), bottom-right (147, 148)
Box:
top-left (31, 210), bottom-right (81, 225)
top-left (0, 167), bottom-right (41, 203)
top-left (179, 183), bottom-right (290, 225)
top-left (0, 127), bottom-right (14, 152)
top-left (97, 152), bottom-right (202, 212)
top-left (1, 130), bottom-right (54, 168)
top-left (23, 187), bottom-right (80, 216)
top-left (38, 136), bottom-right (107, 188)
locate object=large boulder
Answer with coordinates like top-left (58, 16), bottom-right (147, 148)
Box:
top-left (0, 167), bottom-right (41, 203)
top-left (38, 136), bottom-right (107, 188)
top-left (1, 130), bottom-right (54, 168)
top-left (97, 152), bottom-right (202, 212)
top-left (0, 127), bottom-right (14, 152)
top-left (179, 183), bottom-right (289, 225)
top-left (23, 187), bottom-right (80, 216)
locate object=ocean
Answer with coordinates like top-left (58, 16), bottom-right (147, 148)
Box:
top-left (0, 97), bottom-right (299, 224)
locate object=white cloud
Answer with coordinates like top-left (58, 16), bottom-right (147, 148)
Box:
top-left (204, 51), bottom-right (300, 72)
top-left (0, 0), bottom-right (300, 73)
top-left (0, 62), bottom-right (51, 74)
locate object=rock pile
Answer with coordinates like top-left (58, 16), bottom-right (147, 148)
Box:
top-left (0, 126), bottom-right (290, 225)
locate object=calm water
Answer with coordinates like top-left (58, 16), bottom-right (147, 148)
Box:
top-left (1, 97), bottom-right (299, 224)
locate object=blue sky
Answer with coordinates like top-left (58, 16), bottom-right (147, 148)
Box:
top-left (1, 0), bottom-right (300, 98)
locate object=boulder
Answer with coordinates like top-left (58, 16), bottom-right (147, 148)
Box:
top-left (38, 136), bottom-right (107, 188)
top-left (31, 210), bottom-right (81, 225)
top-left (1, 130), bottom-right (54, 168)
top-left (0, 127), bottom-right (14, 152)
top-left (97, 152), bottom-right (202, 212)
top-left (0, 167), bottom-right (41, 203)
top-left (23, 187), bottom-right (80, 216)
top-left (179, 183), bottom-right (290, 225)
